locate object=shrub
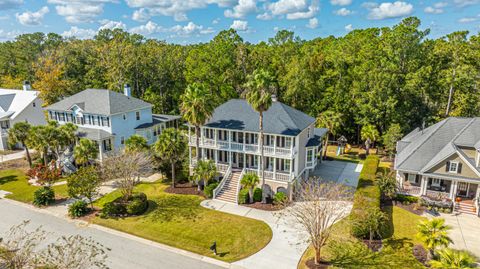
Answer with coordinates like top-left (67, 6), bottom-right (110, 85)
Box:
top-left (350, 155), bottom-right (380, 238)
top-left (253, 187), bottom-right (262, 202)
top-left (238, 188), bottom-right (249, 204)
top-left (420, 196), bottom-right (453, 211)
top-left (395, 194), bottom-right (419, 203)
top-left (100, 201), bottom-right (126, 218)
top-left (204, 182), bottom-right (219, 198)
top-left (126, 198), bottom-right (148, 215)
top-left (33, 186), bottom-right (55, 206)
top-left (68, 200), bottom-right (89, 218)
top-left (131, 192), bottom-right (147, 202)
top-left (273, 192), bottom-right (287, 205)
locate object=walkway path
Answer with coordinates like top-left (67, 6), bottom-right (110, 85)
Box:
top-left (0, 149), bottom-right (29, 163)
top-left (0, 198), bottom-right (227, 269)
top-left (312, 160), bottom-right (363, 188)
top-left (201, 199), bottom-right (311, 269)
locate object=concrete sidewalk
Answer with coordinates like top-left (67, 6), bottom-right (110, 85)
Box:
top-left (201, 199), bottom-right (310, 269)
top-left (312, 160), bottom-right (363, 188)
top-left (0, 149), bottom-right (29, 163)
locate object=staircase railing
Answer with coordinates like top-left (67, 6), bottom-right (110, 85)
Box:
top-left (213, 165), bottom-right (231, 199)
top-left (235, 168), bottom-right (246, 204)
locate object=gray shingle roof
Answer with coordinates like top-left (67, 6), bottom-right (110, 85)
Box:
top-left (395, 117), bottom-right (479, 173)
top-left (203, 99), bottom-right (315, 136)
top-left (46, 89), bottom-right (151, 115)
top-left (135, 114), bottom-right (181, 129)
top-left (76, 127), bottom-right (113, 141)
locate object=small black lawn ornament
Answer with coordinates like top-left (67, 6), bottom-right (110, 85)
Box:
top-left (210, 241), bottom-right (217, 255)
top-left (337, 136), bottom-right (348, 156)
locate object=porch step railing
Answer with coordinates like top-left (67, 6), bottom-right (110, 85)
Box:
top-left (213, 165), bottom-right (232, 199)
top-left (235, 168), bottom-right (246, 204)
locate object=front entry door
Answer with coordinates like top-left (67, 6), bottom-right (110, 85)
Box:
top-left (457, 182), bottom-right (469, 197)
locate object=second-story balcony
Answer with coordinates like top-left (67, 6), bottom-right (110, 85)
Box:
top-left (188, 134), bottom-right (296, 158)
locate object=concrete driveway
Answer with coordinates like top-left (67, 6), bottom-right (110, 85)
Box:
top-left (433, 212), bottom-right (480, 257)
top-left (311, 160), bottom-right (363, 188)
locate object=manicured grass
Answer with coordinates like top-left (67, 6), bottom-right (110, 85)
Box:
top-left (326, 145), bottom-right (393, 169)
top-left (0, 169), bottom-right (69, 203)
top-left (298, 206), bottom-right (426, 269)
top-left (93, 182), bottom-right (273, 262)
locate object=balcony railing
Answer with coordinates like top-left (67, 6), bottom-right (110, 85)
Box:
top-left (190, 158), bottom-right (229, 174)
top-left (188, 134), bottom-right (294, 157)
top-left (244, 168), bottom-right (293, 182)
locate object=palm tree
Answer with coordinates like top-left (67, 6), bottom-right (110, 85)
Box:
top-left (26, 125), bottom-right (50, 166)
top-left (180, 83), bottom-right (216, 166)
top-left (364, 207), bottom-right (388, 245)
top-left (417, 218), bottom-right (452, 258)
top-left (430, 248), bottom-right (476, 269)
top-left (241, 173), bottom-right (260, 204)
top-left (154, 128), bottom-right (187, 188)
top-left (125, 135), bottom-right (149, 152)
top-left (361, 124), bottom-right (379, 155)
top-left (316, 110), bottom-right (343, 159)
top-left (7, 122), bottom-right (33, 166)
top-left (193, 160), bottom-right (217, 190)
top-left (245, 69), bottom-right (275, 204)
top-left (73, 138), bottom-right (99, 166)
top-left (377, 171), bottom-right (397, 201)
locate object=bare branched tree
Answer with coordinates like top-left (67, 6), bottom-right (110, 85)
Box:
top-left (0, 221), bottom-right (46, 269)
top-left (41, 235), bottom-right (109, 269)
top-left (100, 150), bottom-right (153, 199)
top-left (281, 178), bottom-right (354, 265)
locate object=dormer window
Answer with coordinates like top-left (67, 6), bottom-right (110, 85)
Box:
top-left (446, 161), bottom-right (461, 173)
top-left (136, 111), bottom-right (140, 120)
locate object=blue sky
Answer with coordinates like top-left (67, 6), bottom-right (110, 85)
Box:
top-left (0, 0), bottom-right (479, 43)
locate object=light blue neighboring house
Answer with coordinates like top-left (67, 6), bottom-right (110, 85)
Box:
top-left (45, 85), bottom-right (180, 160)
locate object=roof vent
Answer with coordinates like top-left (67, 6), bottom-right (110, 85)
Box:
top-left (124, 83), bottom-right (131, 97)
top-left (271, 94), bottom-right (278, 102)
top-left (23, 81), bottom-right (31, 91)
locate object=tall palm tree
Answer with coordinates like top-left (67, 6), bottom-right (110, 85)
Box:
top-left (26, 125), bottom-right (50, 166)
top-left (417, 218), bottom-right (452, 258)
top-left (245, 69), bottom-right (275, 204)
top-left (180, 83), bottom-right (216, 166)
top-left (361, 124), bottom-right (379, 155)
top-left (7, 122), bottom-right (33, 167)
top-left (73, 138), bottom-right (99, 166)
top-left (154, 128), bottom-right (187, 188)
top-left (241, 173), bottom-right (260, 204)
top-left (316, 110), bottom-right (343, 159)
top-left (430, 248), bottom-right (476, 269)
top-left (193, 160), bottom-right (217, 190)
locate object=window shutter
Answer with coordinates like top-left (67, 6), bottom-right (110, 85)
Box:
top-left (445, 161), bottom-right (450, 172)
top-left (458, 163), bottom-right (462, 174)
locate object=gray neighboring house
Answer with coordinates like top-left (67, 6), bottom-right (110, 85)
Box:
top-left (395, 117), bottom-right (480, 215)
top-left (187, 97), bottom-right (327, 203)
top-left (46, 86), bottom-right (180, 161)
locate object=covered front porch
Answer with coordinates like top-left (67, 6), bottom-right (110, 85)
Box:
top-left (76, 127), bottom-right (114, 161)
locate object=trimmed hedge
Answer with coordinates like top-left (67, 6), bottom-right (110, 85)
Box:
top-left (101, 192), bottom-right (148, 218)
top-left (204, 182), bottom-right (219, 199)
top-left (68, 200), bottom-right (89, 218)
top-left (33, 186), bottom-right (55, 207)
top-left (253, 187), bottom-right (262, 202)
top-left (273, 192), bottom-right (287, 205)
top-left (395, 194), bottom-right (419, 204)
top-left (238, 189), bottom-right (249, 204)
top-left (350, 155), bottom-right (381, 238)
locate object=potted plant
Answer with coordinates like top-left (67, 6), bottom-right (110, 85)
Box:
top-left (455, 197), bottom-right (462, 203)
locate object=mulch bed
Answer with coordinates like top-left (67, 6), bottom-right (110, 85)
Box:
top-left (164, 183), bottom-right (205, 197)
top-left (362, 239), bottom-right (383, 252)
top-left (244, 202), bottom-right (283, 211)
top-left (305, 258), bottom-right (331, 269)
top-left (412, 244), bottom-right (429, 266)
top-left (393, 201), bottom-right (426, 216)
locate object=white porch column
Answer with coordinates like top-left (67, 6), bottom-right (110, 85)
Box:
top-left (214, 129), bottom-right (218, 147)
top-left (290, 137), bottom-right (294, 156)
top-left (420, 176), bottom-right (427, 195)
top-left (273, 157), bottom-right (277, 180)
top-left (214, 150), bottom-right (218, 164)
top-left (451, 180), bottom-right (458, 200)
top-left (98, 141), bottom-right (103, 161)
top-left (188, 146), bottom-right (192, 166)
top-left (229, 151), bottom-right (232, 166)
top-left (273, 135), bottom-right (277, 155)
top-left (228, 130), bottom-right (232, 149)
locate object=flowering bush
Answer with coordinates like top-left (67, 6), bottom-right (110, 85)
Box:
top-left (27, 162), bottom-right (61, 186)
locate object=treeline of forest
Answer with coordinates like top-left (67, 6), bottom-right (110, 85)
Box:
top-left (1, 17), bottom-right (479, 143)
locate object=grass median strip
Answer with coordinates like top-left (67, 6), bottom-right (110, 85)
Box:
top-left (93, 182), bottom-right (272, 262)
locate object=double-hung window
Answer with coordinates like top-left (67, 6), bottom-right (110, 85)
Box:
top-left (448, 161), bottom-right (459, 173)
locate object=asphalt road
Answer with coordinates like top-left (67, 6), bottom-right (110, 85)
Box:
top-left (0, 199), bottom-right (225, 269)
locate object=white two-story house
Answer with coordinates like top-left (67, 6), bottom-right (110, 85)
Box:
top-left (0, 82), bottom-right (46, 150)
top-left (46, 85), bottom-right (180, 160)
top-left (187, 97), bottom-right (327, 203)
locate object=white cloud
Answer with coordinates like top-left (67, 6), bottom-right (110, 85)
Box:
top-left (48, 0), bottom-right (116, 23)
top-left (262, 0), bottom-right (319, 20)
top-left (334, 7), bottom-right (352, 16)
top-left (0, 0), bottom-right (23, 10)
top-left (366, 1), bottom-right (413, 20)
top-left (0, 29), bottom-right (21, 40)
top-left (98, 19), bottom-right (126, 30)
top-left (224, 0), bottom-right (256, 18)
top-left (458, 17), bottom-right (478, 23)
top-left (212, 18), bottom-right (220, 24)
top-left (125, 0), bottom-right (236, 21)
top-left (132, 8), bottom-right (150, 22)
top-left (62, 26), bottom-right (97, 39)
top-left (15, 6), bottom-right (49, 26)
top-left (230, 20), bottom-right (248, 31)
top-left (286, 2), bottom-right (318, 19)
top-left (424, 2), bottom-right (447, 14)
top-left (130, 20), bottom-right (215, 36)
top-left (330, 0), bottom-right (352, 6)
top-left (268, 0), bottom-right (308, 16)
top-left (257, 12), bottom-right (273, 20)
top-left (130, 20), bottom-right (159, 35)
top-left (453, 0), bottom-right (480, 7)
top-left (306, 17), bottom-right (318, 28)
top-left (345, 24), bottom-right (353, 31)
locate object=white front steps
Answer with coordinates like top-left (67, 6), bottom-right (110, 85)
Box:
top-left (215, 170), bottom-right (242, 204)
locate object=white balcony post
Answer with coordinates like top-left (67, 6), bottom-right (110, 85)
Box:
top-left (273, 157), bottom-right (277, 180)
top-left (290, 137), bottom-right (294, 156)
top-left (214, 129), bottom-right (217, 147)
top-left (273, 135), bottom-right (277, 155)
top-left (450, 180), bottom-right (458, 200)
top-left (214, 150), bottom-right (218, 164)
top-left (229, 151), bottom-right (232, 166)
top-left (201, 127), bottom-right (204, 145)
top-left (188, 127), bottom-right (191, 143)
top-left (189, 146), bottom-right (192, 166)
top-left (420, 176), bottom-right (427, 195)
top-left (229, 130), bottom-right (232, 150)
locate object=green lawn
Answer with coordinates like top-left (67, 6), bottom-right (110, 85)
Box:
top-left (93, 182), bottom-right (273, 262)
top-left (326, 145), bottom-right (393, 168)
top-left (0, 169), bottom-right (69, 203)
top-left (298, 206), bottom-right (426, 269)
